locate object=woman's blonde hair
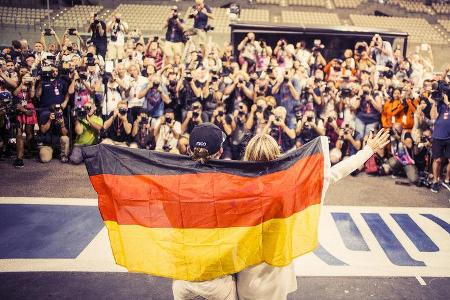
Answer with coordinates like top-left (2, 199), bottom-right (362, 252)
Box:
top-left (243, 134), bottom-right (281, 162)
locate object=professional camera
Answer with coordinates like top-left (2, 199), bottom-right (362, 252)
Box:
top-left (74, 106), bottom-right (88, 119)
top-left (139, 115), bottom-right (148, 126)
top-left (0, 91), bottom-right (14, 115)
top-left (39, 66), bottom-right (53, 79)
top-left (86, 53), bottom-right (96, 66)
top-left (50, 104), bottom-right (64, 120)
top-left (192, 111), bottom-right (200, 119)
top-left (185, 72), bottom-right (193, 82)
top-left (165, 116), bottom-right (173, 125)
top-left (340, 88), bottom-right (352, 98)
top-left (68, 28), bottom-right (77, 35)
top-left (118, 107), bottom-right (127, 116)
top-left (204, 25), bottom-right (215, 32)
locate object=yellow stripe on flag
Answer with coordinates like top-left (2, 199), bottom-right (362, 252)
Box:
top-left (104, 204), bottom-right (321, 281)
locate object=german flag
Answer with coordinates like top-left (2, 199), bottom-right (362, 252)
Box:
top-left (82, 136), bottom-right (331, 281)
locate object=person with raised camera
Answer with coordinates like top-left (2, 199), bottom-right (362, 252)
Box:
top-left (264, 106), bottom-right (295, 153)
top-left (237, 32), bottom-right (261, 74)
top-left (107, 13), bottom-right (128, 61)
top-left (137, 74), bottom-right (165, 120)
top-left (181, 101), bottom-right (208, 134)
top-left (354, 84), bottom-right (382, 140)
top-left (12, 72), bottom-right (37, 168)
top-left (0, 59), bottom-right (18, 89)
top-left (102, 100), bottom-right (133, 146)
top-left (88, 13), bottom-right (107, 59)
top-left (163, 6), bottom-right (186, 60)
top-left (331, 122), bottom-right (362, 165)
top-left (70, 99), bottom-right (103, 164)
top-left (130, 109), bottom-right (156, 150)
top-left (154, 108), bottom-right (181, 153)
top-left (429, 73), bottom-right (450, 193)
top-left (295, 108), bottom-right (325, 148)
top-left (0, 82), bottom-right (14, 160)
top-left (189, 0), bottom-right (214, 52)
top-left (272, 68), bottom-right (301, 129)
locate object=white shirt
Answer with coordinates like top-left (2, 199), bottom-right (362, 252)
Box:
top-left (102, 83), bottom-right (123, 115)
top-left (125, 75), bottom-right (147, 108)
top-left (155, 120), bottom-right (182, 151)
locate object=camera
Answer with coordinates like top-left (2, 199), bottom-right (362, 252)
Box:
top-left (79, 73), bottom-right (88, 81)
top-left (0, 91), bottom-right (14, 115)
top-left (165, 116), bottom-right (172, 124)
top-left (140, 116), bottom-right (148, 126)
top-left (74, 106), bottom-right (87, 119)
top-left (185, 73), bottom-right (193, 82)
top-left (238, 78), bottom-right (244, 84)
top-left (204, 25), bottom-right (214, 32)
top-left (218, 111), bottom-right (224, 117)
top-left (256, 105), bottom-right (263, 113)
top-left (327, 116), bottom-right (334, 123)
top-left (340, 88), bottom-right (352, 98)
top-left (39, 66), bottom-right (53, 79)
top-left (68, 28), bottom-right (77, 35)
top-left (306, 116), bottom-right (313, 122)
top-left (44, 28), bottom-right (52, 36)
top-left (192, 111), bottom-right (200, 119)
top-left (211, 75), bottom-right (219, 82)
top-left (162, 145), bottom-right (172, 152)
top-left (118, 107), bottom-right (127, 116)
top-left (283, 77), bottom-right (289, 83)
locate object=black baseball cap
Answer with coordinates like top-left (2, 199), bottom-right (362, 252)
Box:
top-left (189, 123), bottom-right (226, 155)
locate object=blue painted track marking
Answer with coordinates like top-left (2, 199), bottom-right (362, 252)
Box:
top-left (0, 204), bottom-right (104, 258)
top-left (421, 214), bottom-right (450, 235)
top-left (331, 212), bottom-right (370, 251)
top-left (391, 213), bottom-right (439, 252)
top-left (361, 213), bottom-right (425, 266)
top-left (313, 244), bottom-right (348, 266)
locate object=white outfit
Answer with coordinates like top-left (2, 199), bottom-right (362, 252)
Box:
top-left (173, 275), bottom-right (237, 300)
top-left (236, 145), bottom-right (374, 300)
top-left (155, 120), bottom-right (182, 151)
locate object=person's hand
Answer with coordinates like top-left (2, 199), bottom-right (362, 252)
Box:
top-left (135, 115), bottom-right (142, 124)
top-left (186, 110), bottom-right (193, 119)
top-left (73, 71), bottom-right (80, 81)
top-left (212, 109), bottom-right (218, 117)
top-left (49, 113), bottom-right (56, 120)
top-left (50, 29), bottom-right (56, 36)
top-left (366, 128), bottom-right (390, 153)
top-left (113, 109), bottom-right (119, 118)
top-left (268, 114), bottom-right (275, 123)
top-left (168, 120), bottom-right (174, 128)
top-left (250, 104), bottom-right (257, 113)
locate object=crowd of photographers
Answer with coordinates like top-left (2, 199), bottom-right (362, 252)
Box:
top-left (0, 0), bottom-right (449, 193)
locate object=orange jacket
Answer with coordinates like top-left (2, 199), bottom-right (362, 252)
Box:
top-left (401, 98), bottom-right (419, 130)
top-left (381, 99), bottom-right (404, 128)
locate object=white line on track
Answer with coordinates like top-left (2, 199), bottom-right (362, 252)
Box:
top-left (415, 275), bottom-right (427, 286)
top-left (0, 197), bottom-right (97, 206)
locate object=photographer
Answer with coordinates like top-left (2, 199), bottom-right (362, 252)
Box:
top-left (70, 100), bottom-right (103, 164)
top-left (163, 6), bottom-right (186, 60)
top-left (13, 73), bottom-right (37, 168)
top-left (125, 63), bottom-right (148, 121)
top-left (36, 65), bottom-right (69, 114)
top-left (295, 109), bottom-right (325, 148)
top-left (245, 98), bottom-right (268, 135)
top-left (0, 83), bottom-right (13, 159)
top-left (331, 122), bottom-right (362, 165)
top-left (130, 109), bottom-right (156, 150)
top-left (154, 109), bottom-right (181, 152)
top-left (102, 101), bottom-right (132, 146)
top-left (354, 84), bottom-right (382, 140)
top-left (189, 0), bottom-right (214, 51)
top-left (429, 76), bottom-right (450, 193)
top-left (272, 68), bottom-right (301, 129)
top-left (263, 106), bottom-right (295, 153)
top-left (138, 74), bottom-right (166, 119)
top-left (88, 13), bottom-right (107, 59)
top-left (388, 123), bottom-right (418, 184)
top-left (381, 88), bottom-right (404, 129)
top-left (0, 59), bottom-right (18, 89)
top-left (237, 32), bottom-right (261, 74)
top-left (38, 104), bottom-right (70, 163)
top-left (181, 101), bottom-right (208, 134)
top-left (107, 13), bottom-right (129, 61)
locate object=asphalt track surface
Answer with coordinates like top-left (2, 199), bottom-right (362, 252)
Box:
top-left (0, 157), bottom-right (449, 300)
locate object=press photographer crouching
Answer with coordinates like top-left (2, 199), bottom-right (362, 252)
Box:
top-left (37, 104), bottom-right (70, 163)
top-left (387, 123), bottom-right (418, 184)
top-left (329, 122), bottom-right (361, 165)
top-left (154, 108), bottom-right (181, 153)
top-left (130, 109), bottom-right (156, 150)
top-left (102, 101), bottom-right (132, 146)
top-left (429, 75), bottom-right (450, 193)
top-left (70, 99), bottom-right (103, 164)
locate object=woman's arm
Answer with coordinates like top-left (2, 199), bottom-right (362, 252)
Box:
top-left (330, 129), bottom-right (389, 185)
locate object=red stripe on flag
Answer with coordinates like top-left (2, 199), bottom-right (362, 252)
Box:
top-left (90, 154), bottom-right (324, 229)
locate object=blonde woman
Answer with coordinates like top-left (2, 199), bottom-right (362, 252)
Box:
top-left (237, 130), bottom-right (390, 300)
